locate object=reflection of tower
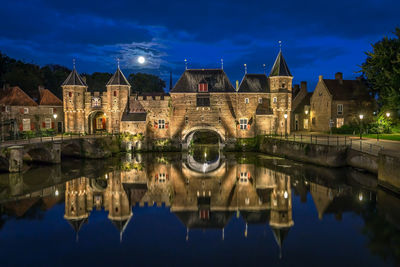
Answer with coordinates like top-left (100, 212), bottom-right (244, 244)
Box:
top-left (104, 172), bottom-right (132, 242)
top-left (64, 177), bottom-right (93, 241)
top-left (269, 173), bottom-right (294, 259)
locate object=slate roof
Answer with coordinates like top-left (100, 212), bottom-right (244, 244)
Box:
top-left (38, 88), bottom-right (62, 106)
top-left (107, 67), bottom-right (130, 86)
top-left (293, 92), bottom-right (312, 113)
top-left (0, 86), bottom-right (38, 106)
top-left (323, 79), bottom-right (370, 101)
top-left (238, 74), bottom-right (269, 93)
top-left (62, 68), bottom-right (87, 86)
top-left (269, 51), bottom-right (292, 77)
top-left (174, 211), bottom-right (234, 229)
top-left (66, 217), bottom-right (88, 233)
top-left (171, 69), bottom-right (235, 93)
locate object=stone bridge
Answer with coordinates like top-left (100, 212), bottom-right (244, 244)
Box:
top-left (0, 135), bottom-right (120, 173)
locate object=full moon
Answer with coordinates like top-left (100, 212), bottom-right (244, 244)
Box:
top-left (137, 56), bottom-right (145, 64)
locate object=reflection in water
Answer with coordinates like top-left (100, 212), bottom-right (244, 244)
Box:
top-left (0, 150), bottom-right (399, 265)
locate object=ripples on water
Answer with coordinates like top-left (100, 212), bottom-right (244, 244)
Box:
top-left (0, 149), bottom-right (398, 266)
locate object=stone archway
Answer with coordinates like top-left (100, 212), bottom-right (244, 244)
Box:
top-left (182, 126), bottom-right (225, 150)
top-left (88, 111), bottom-right (107, 134)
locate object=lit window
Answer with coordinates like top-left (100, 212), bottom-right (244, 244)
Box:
top-left (337, 104), bottom-right (343, 115)
top-left (239, 172), bottom-right (249, 183)
top-left (45, 118), bottom-right (51, 129)
top-left (23, 108), bottom-right (29, 114)
top-left (49, 108), bottom-right (54, 114)
top-left (258, 98), bottom-right (262, 104)
top-left (245, 98), bottom-right (249, 104)
top-left (158, 173), bottom-right (166, 183)
top-left (158, 119), bottom-right (165, 129)
top-left (273, 97), bottom-right (277, 103)
top-left (240, 118), bottom-right (248, 130)
top-left (336, 118), bottom-right (344, 128)
top-left (22, 118), bottom-right (30, 131)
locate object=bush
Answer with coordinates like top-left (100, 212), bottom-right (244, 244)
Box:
top-left (331, 124), bottom-right (360, 134)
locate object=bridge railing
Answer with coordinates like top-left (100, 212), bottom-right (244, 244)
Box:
top-left (262, 133), bottom-right (383, 156)
top-left (0, 131), bottom-right (120, 147)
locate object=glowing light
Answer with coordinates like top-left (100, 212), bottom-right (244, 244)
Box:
top-left (53, 114), bottom-right (57, 119)
top-left (359, 114), bottom-right (364, 120)
top-left (305, 110), bottom-right (309, 115)
top-left (358, 193), bottom-right (363, 201)
top-left (386, 112), bottom-right (390, 118)
top-left (284, 113), bottom-right (288, 119)
top-left (137, 56), bottom-right (145, 64)
top-left (284, 191), bottom-right (288, 199)
top-left (55, 190), bottom-right (59, 196)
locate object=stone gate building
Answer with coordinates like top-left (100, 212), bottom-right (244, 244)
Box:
top-left (62, 51), bottom-right (293, 147)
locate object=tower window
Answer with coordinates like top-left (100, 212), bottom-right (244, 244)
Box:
top-left (185, 117), bottom-right (188, 124)
top-left (69, 92), bottom-right (72, 97)
top-left (240, 118), bottom-right (248, 130)
top-left (273, 97), bottom-right (277, 103)
top-left (244, 98), bottom-right (249, 104)
top-left (197, 95), bottom-right (210, 106)
top-left (258, 98), bottom-right (262, 104)
top-left (113, 91), bottom-right (117, 97)
top-left (158, 119), bottom-right (165, 129)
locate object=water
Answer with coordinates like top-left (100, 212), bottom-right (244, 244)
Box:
top-left (0, 149), bottom-right (399, 267)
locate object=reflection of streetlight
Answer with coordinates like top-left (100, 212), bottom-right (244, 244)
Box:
top-left (284, 191), bottom-right (288, 199)
top-left (284, 113), bottom-right (288, 138)
top-left (358, 193), bottom-right (363, 201)
top-left (55, 189), bottom-right (59, 196)
top-left (359, 114), bottom-right (364, 140)
top-left (305, 110), bottom-right (308, 115)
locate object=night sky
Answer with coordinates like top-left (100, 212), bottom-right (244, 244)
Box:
top-left (1, 0), bottom-right (399, 90)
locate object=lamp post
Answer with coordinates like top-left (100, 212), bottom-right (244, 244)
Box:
top-left (359, 114), bottom-right (364, 140)
top-left (53, 114), bottom-right (58, 134)
top-left (284, 113), bottom-right (288, 138)
top-left (386, 112), bottom-right (390, 133)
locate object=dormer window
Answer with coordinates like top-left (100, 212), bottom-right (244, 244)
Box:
top-left (198, 83), bottom-right (208, 92)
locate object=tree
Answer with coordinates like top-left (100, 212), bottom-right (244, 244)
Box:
top-left (361, 28), bottom-right (400, 113)
top-left (128, 73), bottom-right (166, 93)
top-left (41, 64), bottom-right (70, 98)
top-left (84, 72), bottom-right (112, 92)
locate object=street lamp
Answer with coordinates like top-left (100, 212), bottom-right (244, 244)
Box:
top-left (284, 113), bottom-right (288, 138)
top-left (53, 114), bottom-right (57, 119)
top-left (386, 112), bottom-right (391, 133)
top-left (359, 114), bottom-right (364, 140)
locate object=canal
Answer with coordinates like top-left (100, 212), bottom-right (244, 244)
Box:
top-left (0, 147), bottom-right (398, 266)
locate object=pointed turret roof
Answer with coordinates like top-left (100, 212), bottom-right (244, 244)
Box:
top-left (66, 218), bottom-right (88, 233)
top-left (62, 68), bottom-right (87, 86)
top-left (271, 227), bottom-right (291, 259)
top-left (107, 67), bottom-right (130, 86)
top-left (269, 51), bottom-right (292, 77)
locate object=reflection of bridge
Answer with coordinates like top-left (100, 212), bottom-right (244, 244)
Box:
top-left (0, 135), bottom-right (118, 172)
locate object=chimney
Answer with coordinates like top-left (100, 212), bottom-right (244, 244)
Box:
top-left (293, 84), bottom-right (300, 91)
top-left (319, 75), bottom-right (323, 82)
top-left (300, 81), bottom-right (307, 91)
top-left (38, 85), bottom-right (45, 90)
top-left (335, 72), bottom-right (343, 84)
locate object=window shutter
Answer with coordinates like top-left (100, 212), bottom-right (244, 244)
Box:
top-left (31, 123), bottom-right (34, 130)
top-left (52, 122), bottom-right (55, 129)
top-left (19, 124), bottom-right (23, 131)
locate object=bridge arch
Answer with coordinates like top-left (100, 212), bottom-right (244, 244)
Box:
top-left (182, 126), bottom-right (225, 149)
top-left (24, 147), bottom-right (54, 164)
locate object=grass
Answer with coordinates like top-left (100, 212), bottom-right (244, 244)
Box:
top-left (363, 133), bottom-right (400, 141)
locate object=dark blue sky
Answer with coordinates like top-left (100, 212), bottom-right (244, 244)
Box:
top-left (0, 0), bottom-right (398, 90)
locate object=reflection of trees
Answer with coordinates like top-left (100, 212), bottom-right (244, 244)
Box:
top-left (361, 202), bottom-right (400, 265)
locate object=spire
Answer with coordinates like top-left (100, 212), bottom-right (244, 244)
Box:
top-left (62, 60), bottom-right (87, 86)
top-left (269, 50), bottom-right (292, 77)
top-left (184, 59), bottom-right (188, 70)
top-left (107, 67), bottom-right (130, 86)
top-left (221, 58), bottom-right (224, 70)
top-left (244, 64), bottom-right (247, 74)
top-left (263, 64), bottom-right (266, 75)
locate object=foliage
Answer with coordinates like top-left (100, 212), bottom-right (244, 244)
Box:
top-left (360, 28), bottom-right (400, 113)
top-left (120, 132), bottom-right (144, 142)
top-left (128, 72), bottom-right (166, 93)
top-left (84, 72), bottom-right (112, 92)
top-left (21, 130), bottom-right (36, 139)
top-left (39, 129), bottom-right (55, 137)
top-left (331, 124), bottom-right (360, 134)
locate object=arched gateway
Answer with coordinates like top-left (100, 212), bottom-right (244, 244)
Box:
top-left (62, 51), bottom-right (293, 147)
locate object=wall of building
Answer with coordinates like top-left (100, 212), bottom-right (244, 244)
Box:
top-left (310, 80), bottom-right (332, 132)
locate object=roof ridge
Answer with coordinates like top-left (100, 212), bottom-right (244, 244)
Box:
top-left (269, 51), bottom-right (292, 77)
top-left (62, 68), bottom-right (87, 86)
